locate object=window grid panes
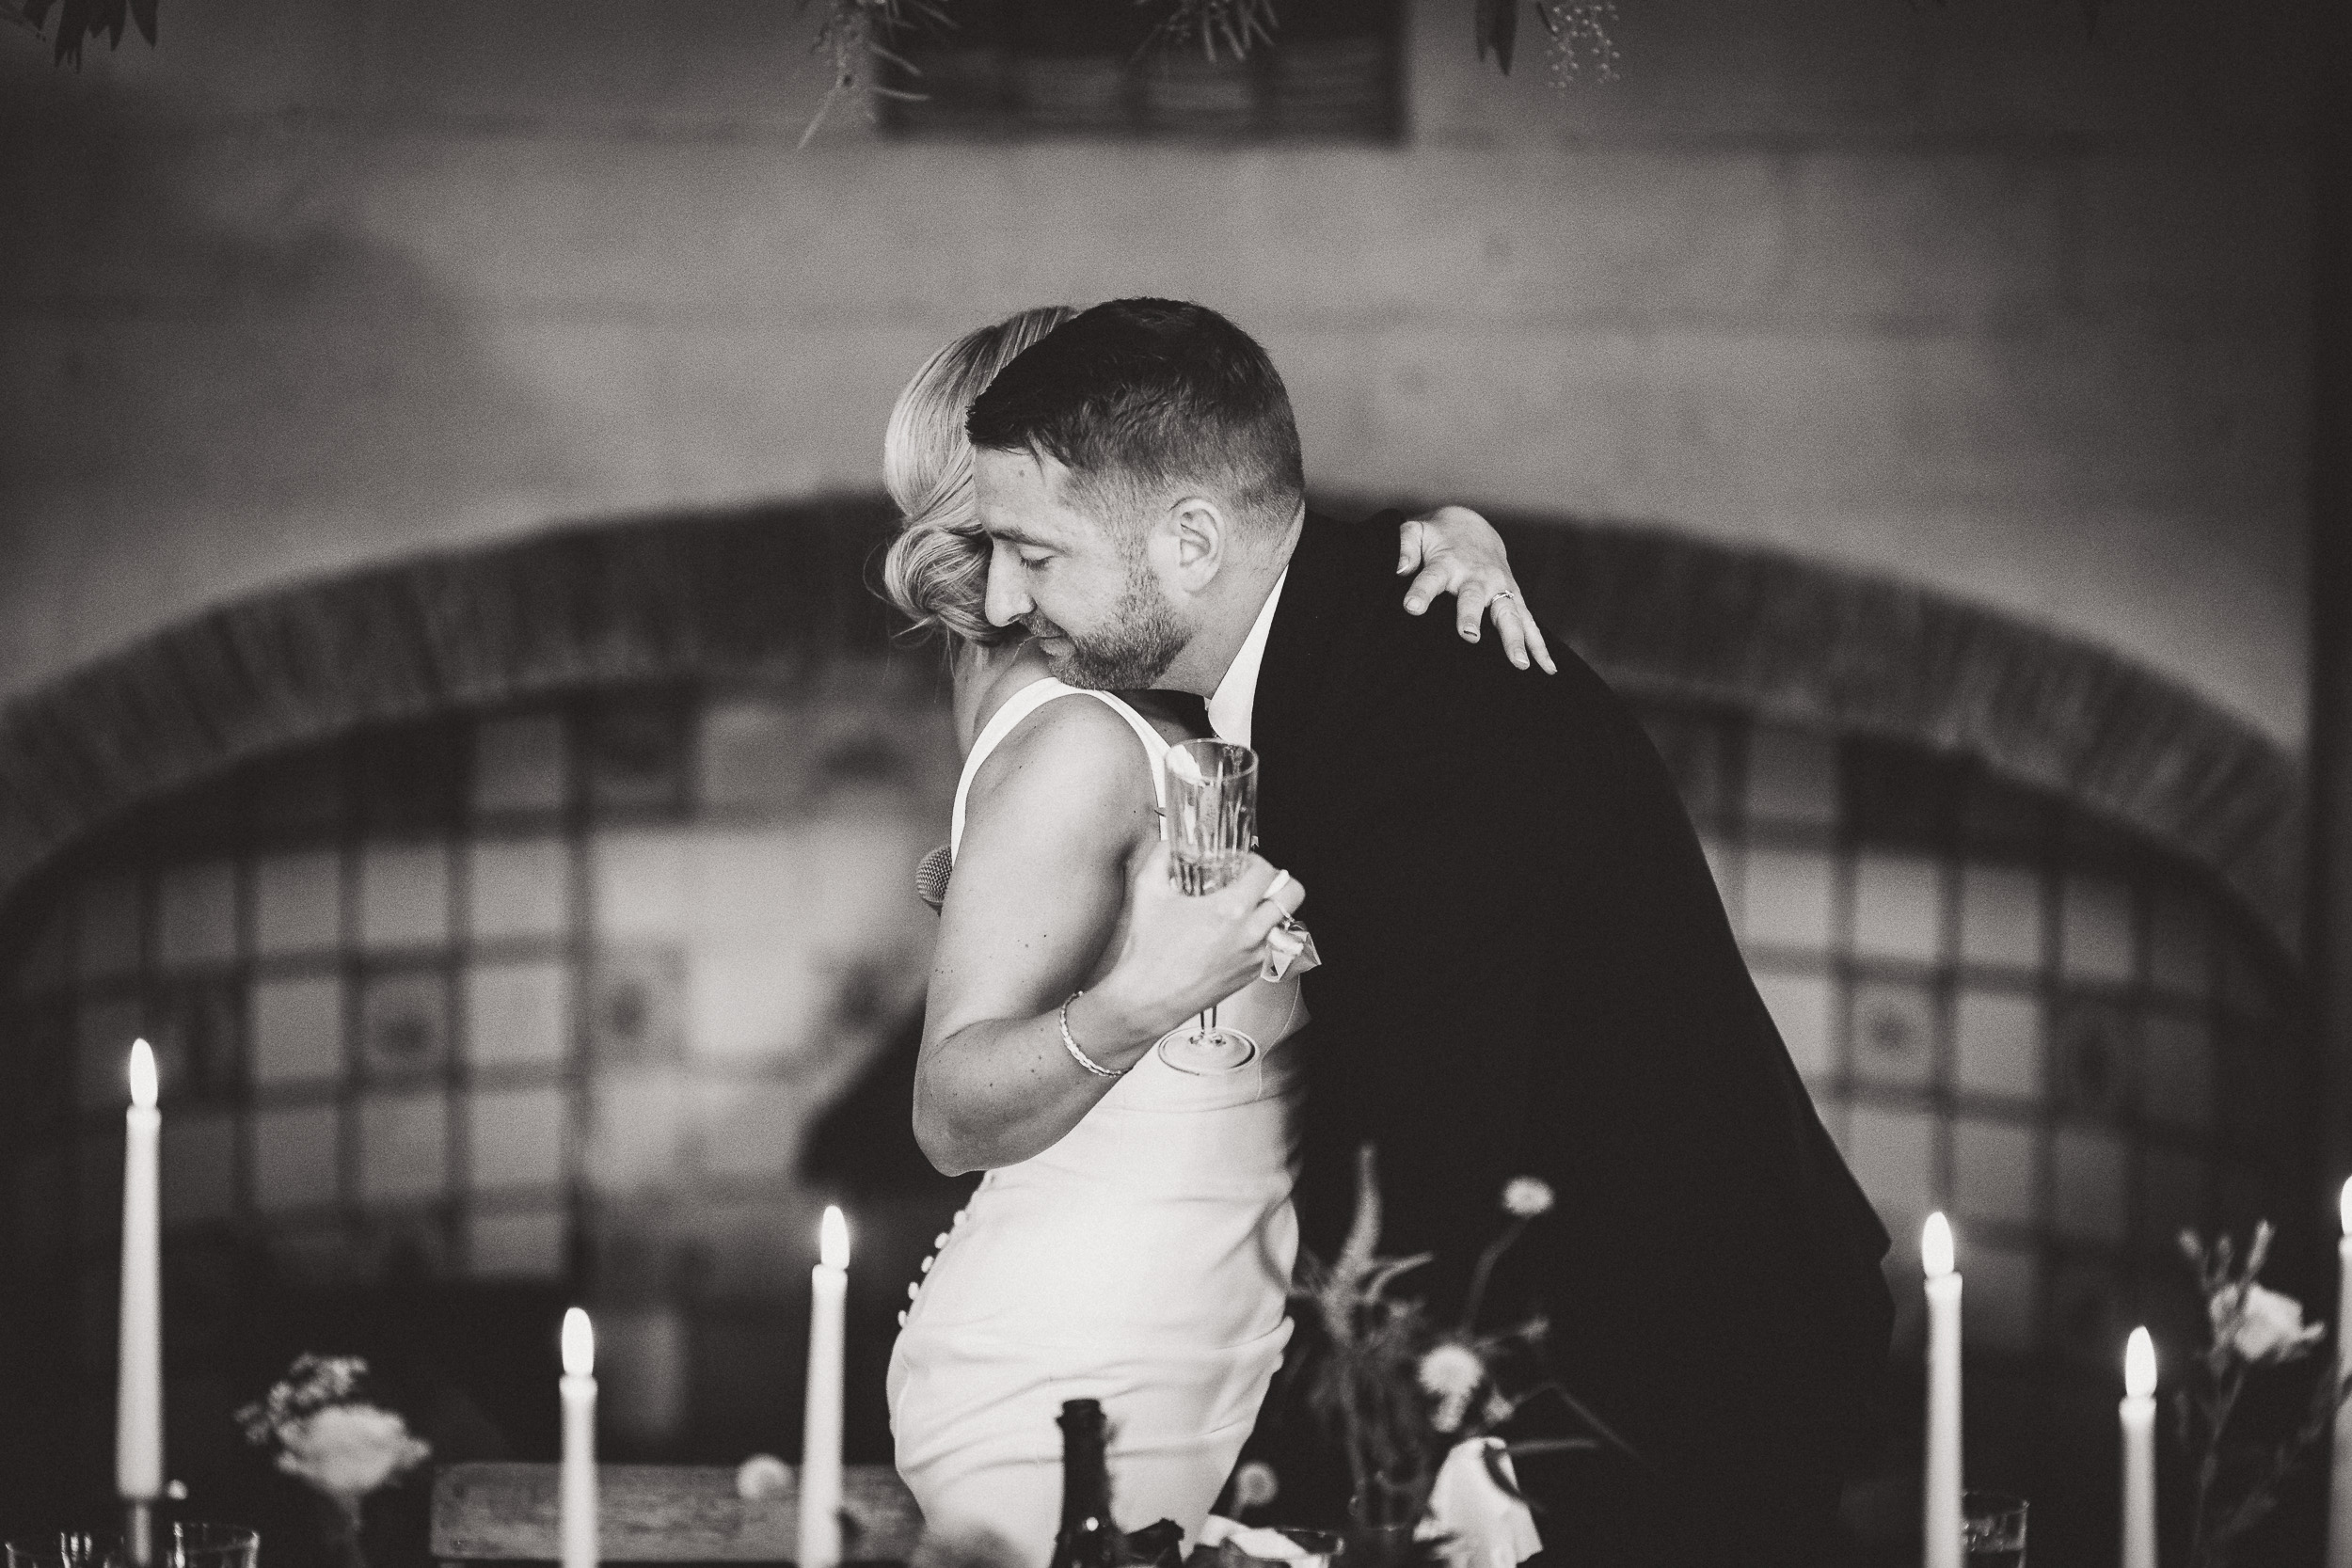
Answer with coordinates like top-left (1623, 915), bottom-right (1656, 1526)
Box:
top-left (0, 688), bottom-right (2298, 1384)
top-left (1639, 710), bottom-right (2294, 1370)
top-left (876, 0), bottom-right (1404, 142)
top-left (2, 681), bottom-right (956, 1332)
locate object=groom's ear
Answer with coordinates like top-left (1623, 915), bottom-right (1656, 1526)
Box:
top-left (1166, 496), bottom-right (1230, 591)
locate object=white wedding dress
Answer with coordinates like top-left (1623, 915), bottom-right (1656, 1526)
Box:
top-left (887, 677), bottom-right (1305, 1565)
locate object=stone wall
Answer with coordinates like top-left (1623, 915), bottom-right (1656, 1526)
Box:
top-left (0, 0), bottom-right (2315, 740)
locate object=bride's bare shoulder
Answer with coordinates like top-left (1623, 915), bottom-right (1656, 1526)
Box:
top-left (962, 694), bottom-right (1156, 848)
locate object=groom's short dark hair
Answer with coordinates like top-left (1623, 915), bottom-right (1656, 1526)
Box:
top-left (966, 298), bottom-right (1306, 536)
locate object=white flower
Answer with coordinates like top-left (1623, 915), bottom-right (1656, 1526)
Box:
top-left (1419, 1342), bottom-right (1486, 1399)
top-left (737, 1453), bottom-right (791, 1500)
top-left (2218, 1284), bottom-right (2327, 1365)
top-left (1501, 1178), bottom-right (1553, 1219)
top-left (239, 1355), bottom-right (376, 1449)
top-left (1420, 1342), bottom-right (1486, 1433)
top-left (1232, 1461), bottom-right (1280, 1511)
top-left (274, 1404), bottom-right (431, 1501)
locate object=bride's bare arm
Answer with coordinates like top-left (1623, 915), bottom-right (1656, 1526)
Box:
top-left (914, 699), bottom-right (1301, 1174)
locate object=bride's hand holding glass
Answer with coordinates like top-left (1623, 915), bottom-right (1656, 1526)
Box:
top-left (1084, 843), bottom-right (1307, 1047)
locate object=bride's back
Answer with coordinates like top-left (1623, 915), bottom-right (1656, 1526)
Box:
top-left (890, 672), bottom-right (1305, 1558)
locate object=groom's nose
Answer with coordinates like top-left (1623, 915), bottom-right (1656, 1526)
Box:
top-left (983, 554), bottom-right (1032, 628)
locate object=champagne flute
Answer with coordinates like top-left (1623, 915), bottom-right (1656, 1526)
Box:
top-left (1158, 737), bottom-right (1261, 1073)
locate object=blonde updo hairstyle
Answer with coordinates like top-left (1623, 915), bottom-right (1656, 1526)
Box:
top-left (882, 306), bottom-right (1081, 646)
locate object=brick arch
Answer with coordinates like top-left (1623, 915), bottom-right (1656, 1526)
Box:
top-left (1481, 508), bottom-right (2304, 950)
top-left (0, 499), bottom-right (2305, 951)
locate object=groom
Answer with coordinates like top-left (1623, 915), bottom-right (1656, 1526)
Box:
top-left (965, 299), bottom-right (1893, 1566)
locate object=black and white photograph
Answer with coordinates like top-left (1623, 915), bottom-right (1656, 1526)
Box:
top-left (0, 1), bottom-right (2340, 1564)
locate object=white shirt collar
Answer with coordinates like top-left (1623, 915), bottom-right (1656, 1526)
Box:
top-left (1206, 568), bottom-right (1287, 748)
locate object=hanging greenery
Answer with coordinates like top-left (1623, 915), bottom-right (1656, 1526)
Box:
top-left (7, 0), bottom-right (155, 66)
top-left (8, 0), bottom-right (1586, 80)
top-left (795, 0), bottom-right (950, 147)
top-left (6, 0), bottom-right (2102, 92)
top-left (1150, 0), bottom-right (1285, 61)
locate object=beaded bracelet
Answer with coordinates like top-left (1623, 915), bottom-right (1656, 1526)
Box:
top-left (1058, 990), bottom-right (1128, 1080)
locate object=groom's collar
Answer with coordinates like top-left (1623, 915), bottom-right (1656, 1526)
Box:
top-left (1205, 567), bottom-right (1288, 748)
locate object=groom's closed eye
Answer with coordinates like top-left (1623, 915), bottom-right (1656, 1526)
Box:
top-left (988, 535), bottom-right (1052, 571)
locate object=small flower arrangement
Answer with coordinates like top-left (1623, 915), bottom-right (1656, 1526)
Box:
top-left (1291, 1147), bottom-right (1640, 1550)
top-left (236, 1355), bottom-right (432, 1564)
top-left (2172, 1224), bottom-right (2350, 1568)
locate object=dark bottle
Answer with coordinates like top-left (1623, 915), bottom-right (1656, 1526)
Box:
top-left (1119, 1519), bottom-right (1184, 1568)
top-left (1049, 1399), bottom-right (1124, 1568)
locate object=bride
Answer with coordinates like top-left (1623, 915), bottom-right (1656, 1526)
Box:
top-left (876, 306), bottom-right (1549, 1563)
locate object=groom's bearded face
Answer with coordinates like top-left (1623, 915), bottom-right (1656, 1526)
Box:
top-left (973, 447), bottom-right (1192, 689)
top-left (1023, 546), bottom-right (1187, 689)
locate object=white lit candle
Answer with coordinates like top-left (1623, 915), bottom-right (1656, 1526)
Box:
top-left (2122, 1326), bottom-right (2156, 1568)
top-left (1922, 1212), bottom-right (1963, 1568)
top-left (561, 1308), bottom-right (598, 1568)
top-left (799, 1206), bottom-right (850, 1568)
top-left (118, 1038), bottom-right (164, 1565)
top-left (2328, 1179), bottom-right (2352, 1568)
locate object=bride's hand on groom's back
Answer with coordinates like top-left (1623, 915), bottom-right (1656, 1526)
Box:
top-left (1396, 505), bottom-right (1558, 674)
top-left (1089, 843), bottom-right (1306, 1043)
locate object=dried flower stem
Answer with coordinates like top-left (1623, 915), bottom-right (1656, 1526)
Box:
top-left (1295, 1145), bottom-right (1628, 1535)
top-left (2173, 1223), bottom-right (2352, 1568)
top-left (1457, 1216), bottom-right (1525, 1336)
top-left (1494, 1380), bottom-right (1653, 1472)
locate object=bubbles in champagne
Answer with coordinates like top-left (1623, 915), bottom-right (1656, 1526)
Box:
top-left (1171, 849), bottom-right (1248, 895)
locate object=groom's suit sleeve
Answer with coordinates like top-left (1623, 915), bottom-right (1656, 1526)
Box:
top-left (1257, 514), bottom-right (1892, 1561)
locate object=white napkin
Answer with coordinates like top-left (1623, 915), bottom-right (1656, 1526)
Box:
top-left (1195, 1518), bottom-right (1312, 1560)
top-left (1260, 918), bottom-right (1321, 982)
top-left (1423, 1439), bottom-right (1542, 1568)
top-left (1196, 1517), bottom-right (1338, 1568)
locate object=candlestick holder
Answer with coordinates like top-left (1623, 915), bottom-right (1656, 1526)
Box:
top-left (1960, 1493), bottom-right (2026, 1567)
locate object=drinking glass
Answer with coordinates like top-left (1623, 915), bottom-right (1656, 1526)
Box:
top-left (7, 1534), bottom-right (122, 1568)
top-left (1962, 1491), bottom-right (2026, 1566)
top-left (1158, 737), bottom-right (1261, 1074)
top-left (6, 1526), bottom-right (254, 1568)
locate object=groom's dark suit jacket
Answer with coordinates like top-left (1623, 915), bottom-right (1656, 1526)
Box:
top-left (1248, 513), bottom-right (1894, 1565)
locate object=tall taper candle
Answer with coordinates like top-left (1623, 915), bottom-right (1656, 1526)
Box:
top-left (799, 1207), bottom-right (850, 1568)
top-left (118, 1039), bottom-right (164, 1566)
top-left (1923, 1212), bottom-right (1963, 1568)
top-left (561, 1308), bottom-right (598, 1568)
top-left (2328, 1180), bottom-right (2352, 1568)
top-left (2122, 1326), bottom-right (2157, 1568)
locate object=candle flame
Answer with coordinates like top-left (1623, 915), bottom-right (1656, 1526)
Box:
top-left (128, 1038), bottom-right (158, 1110)
top-left (2339, 1177), bottom-right (2352, 1238)
top-left (2124, 1325), bottom-right (2155, 1398)
top-left (562, 1307), bottom-right (595, 1377)
top-left (820, 1205), bottom-right (850, 1271)
top-left (1921, 1211), bottom-right (1954, 1279)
